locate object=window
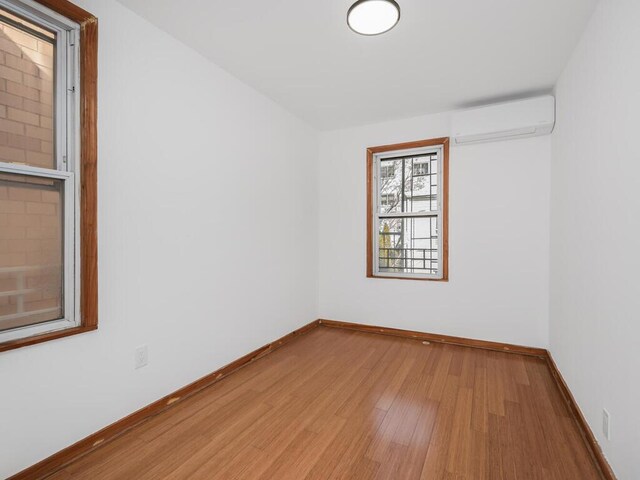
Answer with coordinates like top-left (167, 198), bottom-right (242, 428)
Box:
top-left (0, 0), bottom-right (97, 351)
top-left (380, 193), bottom-right (396, 207)
top-left (413, 161), bottom-right (429, 176)
top-left (380, 164), bottom-right (395, 178)
top-left (367, 138), bottom-right (449, 280)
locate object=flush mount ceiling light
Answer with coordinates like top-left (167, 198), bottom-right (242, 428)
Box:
top-left (347, 0), bottom-right (401, 36)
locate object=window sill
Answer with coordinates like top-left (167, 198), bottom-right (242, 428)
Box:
top-left (0, 325), bottom-right (97, 353)
top-left (367, 273), bottom-right (449, 282)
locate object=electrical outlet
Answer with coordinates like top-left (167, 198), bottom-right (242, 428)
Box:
top-left (134, 345), bottom-right (148, 369)
top-left (602, 408), bottom-right (610, 440)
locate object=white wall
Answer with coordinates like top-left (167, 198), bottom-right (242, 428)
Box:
top-left (0, 1), bottom-right (318, 477)
top-left (318, 113), bottom-right (550, 347)
top-left (550, 0), bottom-right (640, 478)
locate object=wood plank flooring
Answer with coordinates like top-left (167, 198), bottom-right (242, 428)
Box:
top-left (47, 327), bottom-right (603, 479)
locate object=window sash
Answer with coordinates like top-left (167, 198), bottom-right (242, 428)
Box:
top-left (0, 162), bottom-right (78, 341)
top-left (372, 146), bottom-right (444, 279)
top-left (0, 0), bottom-right (80, 174)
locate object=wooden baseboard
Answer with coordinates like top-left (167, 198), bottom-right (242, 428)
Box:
top-left (9, 320), bottom-right (320, 480)
top-left (318, 318), bottom-right (547, 357)
top-left (545, 353), bottom-right (617, 480)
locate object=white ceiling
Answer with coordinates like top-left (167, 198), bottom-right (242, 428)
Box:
top-left (117, 0), bottom-right (598, 130)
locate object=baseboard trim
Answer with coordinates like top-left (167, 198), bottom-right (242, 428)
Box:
top-left (545, 353), bottom-right (617, 480)
top-left (9, 320), bottom-right (320, 480)
top-left (318, 318), bottom-right (547, 357)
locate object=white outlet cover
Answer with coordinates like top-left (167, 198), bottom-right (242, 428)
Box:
top-left (135, 345), bottom-right (148, 369)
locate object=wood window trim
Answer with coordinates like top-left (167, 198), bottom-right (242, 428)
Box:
top-left (366, 137), bottom-right (449, 281)
top-left (0, 0), bottom-right (98, 353)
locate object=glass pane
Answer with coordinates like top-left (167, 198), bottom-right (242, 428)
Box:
top-left (378, 217), bottom-right (439, 275)
top-left (379, 158), bottom-right (402, 214)
top-left (0, 9), bottom-right (56, 169)
top-left (0, 172), bottom-right (64, 331)
top-left (378, 153), bottom-right (439, 214)
top-left (404, 153), bottom-right (438, 213)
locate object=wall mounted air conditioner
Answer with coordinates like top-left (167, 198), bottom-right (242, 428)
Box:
top-left (451, 95), bottom-right (555, 145)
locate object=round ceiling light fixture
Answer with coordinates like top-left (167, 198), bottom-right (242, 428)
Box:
top-left (347, 0), bottom-right (401, 36)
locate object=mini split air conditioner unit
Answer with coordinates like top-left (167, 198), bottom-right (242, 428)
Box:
top-left (451, 95), bottom-right (555, 145)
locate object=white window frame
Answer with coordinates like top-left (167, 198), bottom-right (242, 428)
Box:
top-left (0, 0), bottom-right (81, 343)
top-left (372, 145), bottom-right (444, 280)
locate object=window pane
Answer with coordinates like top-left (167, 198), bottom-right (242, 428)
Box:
top-left (0, 172), bottom-right (64, 331)
top-left (0, 9), bottom-right (55, 169)
top-left (379, 158), bottom-right (402, 213)
top-left (378, 216), bottom-right (439, 275)
top-left (404, 154), bottom-right (438, 212)
top-left (379, 153), bottom-right (439, 214)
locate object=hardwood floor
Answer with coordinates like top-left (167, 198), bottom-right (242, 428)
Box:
top-left (47, 327), bottom-right (603, 479)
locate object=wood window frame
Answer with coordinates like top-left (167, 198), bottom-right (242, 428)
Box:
top-left (366, 137), bottom-right (449, 281)
top-left (0, 0), bottom-right (98, 353)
